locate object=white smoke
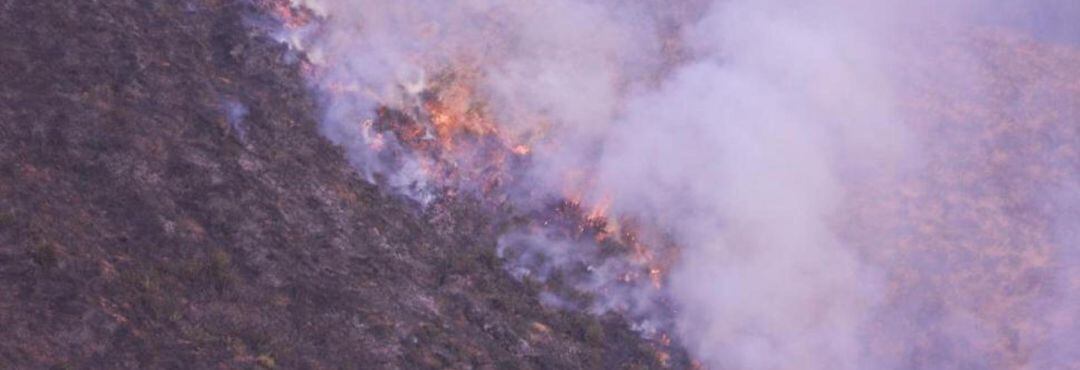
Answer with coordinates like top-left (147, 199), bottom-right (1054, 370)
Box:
top-left (282, 0), bottom-right (669, 203)
top-left (583, 2), bottom-right (913, 367)
top-left (276, 0), bottom-right (1080, 368)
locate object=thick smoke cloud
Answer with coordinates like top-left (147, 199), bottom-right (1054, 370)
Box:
top-left (595, 3), bottom-right (903, 367)
top-left (281, 0), bottom-right (1080, 368)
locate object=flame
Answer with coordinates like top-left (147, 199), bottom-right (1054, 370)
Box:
top-left (273, 3), bottom-right (682, 358)
top-left (421, 72), bottom-right (498, 149)
top-left (272, 2), bottom-right (312, 28)
top-left (511, 144), bottom-right (531, 155)
top-left (649, 267), bottom-right (664, 289)
top-left (586, 195), bottom-right (612, 222)
top-left (656, 350), bottom-right (672, 367)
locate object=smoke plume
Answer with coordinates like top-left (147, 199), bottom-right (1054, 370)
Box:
top-left (276, 0), bottom-right (1080, 368)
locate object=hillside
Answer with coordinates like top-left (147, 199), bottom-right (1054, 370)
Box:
top-left (0, 1), bottom-right (680, 368)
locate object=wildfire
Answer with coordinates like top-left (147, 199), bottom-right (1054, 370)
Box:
top-left (272, 1), bottom-right (313, 28)
top-left (511, 144), bottom-right (531, 156)
top-left (586, 195), bottom-right (612, 223)
top-left (419, 69), bottom-right (499, 149)
top-left (273, 2), bottom-right (683, 363)
top-left (649, 267), bottom-right (664, 289)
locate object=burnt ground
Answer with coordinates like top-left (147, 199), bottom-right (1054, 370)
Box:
top-left (0, 1), bottom-right (686, 368)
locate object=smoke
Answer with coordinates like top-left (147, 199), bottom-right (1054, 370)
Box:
top-left (283, 0), bottom-right (672, 202)
top-left (276, 0), bottom-right (1080, 368)
top-left (222, 99), bottom-right (249, 142)
top-left (596, 2), bottom-right (900, 366)
top-left (1018, 173), bottom-right (1080, 370)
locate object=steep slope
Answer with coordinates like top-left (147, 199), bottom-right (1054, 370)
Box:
top-left (0, 1), bottom-right (677, 368)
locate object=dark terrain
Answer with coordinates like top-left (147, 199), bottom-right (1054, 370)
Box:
top-left (0, 1), bottom-right (681, 368)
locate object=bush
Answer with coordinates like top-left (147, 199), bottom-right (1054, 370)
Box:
top-left (31, 241), bottom-right (59, 269)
